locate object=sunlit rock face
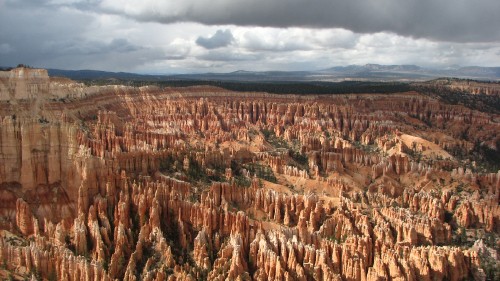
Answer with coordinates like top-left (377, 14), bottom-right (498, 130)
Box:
top-left (0, 67), bottom-right (49, 100)
top-left (0, 68), bottom-right (498, 280)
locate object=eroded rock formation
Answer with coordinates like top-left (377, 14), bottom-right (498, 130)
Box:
top-left (0, 68), bottom-right (499, 280)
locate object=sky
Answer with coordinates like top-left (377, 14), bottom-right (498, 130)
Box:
top-left (1, 0), bottom-right (499, 74)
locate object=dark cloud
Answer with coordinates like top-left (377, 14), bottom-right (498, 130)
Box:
top-left (40, 38), bottom-right (140, 57)
top-left (107, 38), bottom-right (140, 52)
top-left (0, 2), bottom-right (92, 67)
top-left (196, 29), bottom-right (234, 49)
top-left (96, 0), bottom-right (500, 43)
top-left (0, 1), bottom-right (169, 71)
top-left (0, 44), bottom-right (13, 54)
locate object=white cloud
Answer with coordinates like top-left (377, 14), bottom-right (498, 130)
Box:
top-left (198, 50), bottom-right (261, 62)
top-left (236, 28), bottom-right (315, 52)
top-left (163, 38), bottom-right (192, 60)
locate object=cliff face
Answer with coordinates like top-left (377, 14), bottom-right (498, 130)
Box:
top-left (0, 67), bottom-right (99, 102)
top-left (0, 68), bottom-right (49, 100)
top-left (0, 71), bottom-right (499, 280)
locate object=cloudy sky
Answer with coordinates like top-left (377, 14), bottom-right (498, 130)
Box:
top-left (1, 0), bottom-right (499, 73)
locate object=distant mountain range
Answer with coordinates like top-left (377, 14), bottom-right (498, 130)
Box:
top-left (314, 64), bottom-right (500, 81)
top-left (37, 64), bottom-right (500, 82)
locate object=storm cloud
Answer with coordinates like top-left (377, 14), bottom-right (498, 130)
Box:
top-left (0, 0), bottom-right (498, 73)
top-left (96, 0), bottom-right (500, 43)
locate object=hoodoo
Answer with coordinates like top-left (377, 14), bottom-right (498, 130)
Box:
top-left (0, 68), bottom-right (498, 280)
